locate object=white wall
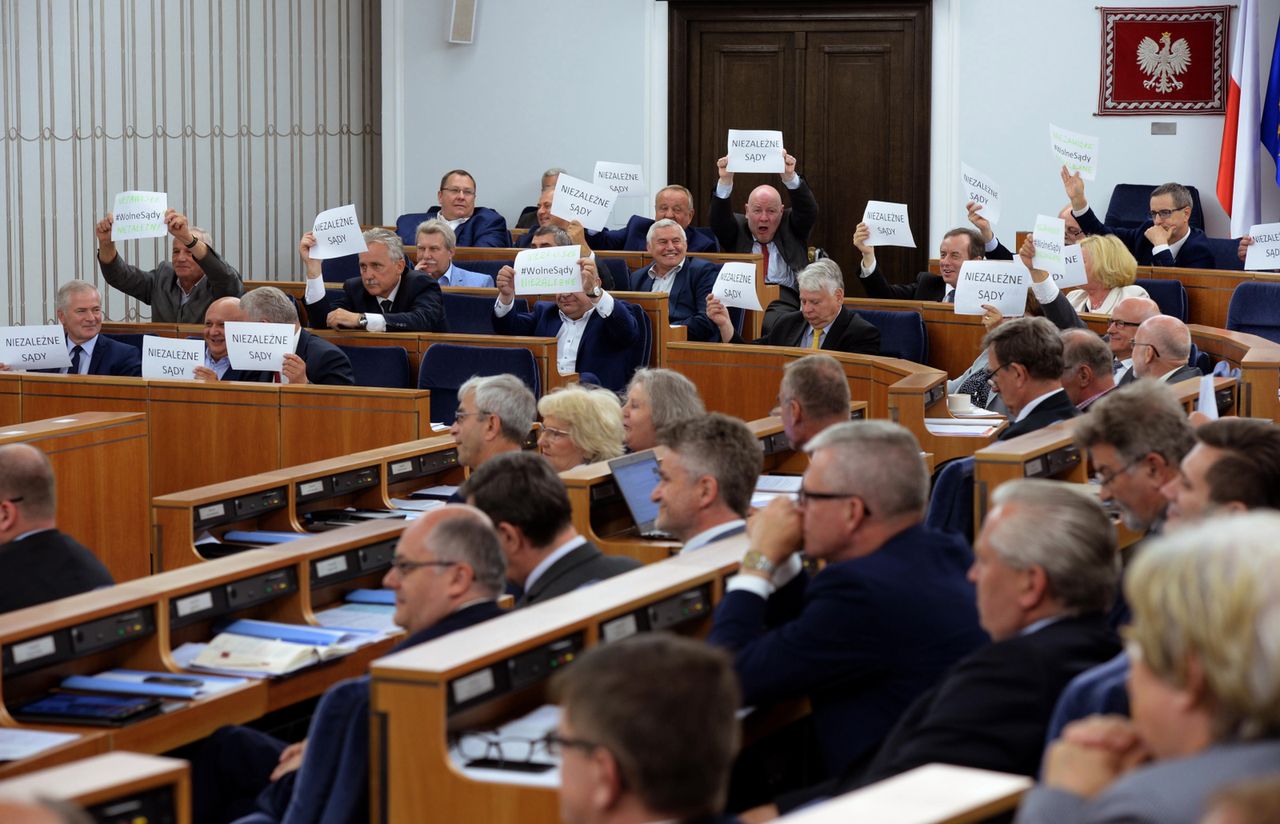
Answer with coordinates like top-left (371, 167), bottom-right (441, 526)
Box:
top-left (383, 0), bottom-right (667, 229)
top-left (931, 0), bottom-right (1280, 249)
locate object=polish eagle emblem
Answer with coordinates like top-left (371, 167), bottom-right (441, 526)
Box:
top-left (1137, 32), bottom-right (1191, 94)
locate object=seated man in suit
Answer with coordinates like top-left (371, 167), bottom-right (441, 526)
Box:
top-left (190, 506), bottom-right (505, 824)
top-left (775, 354), bottom-right (852, 451)
top-left (460, 450), bottom-right (639, 605)
top-left (708, 420), bottom-right (987, 778)
top-left (515, 186), bottom-right (556, 248)
top-left (421, 168), bottom-right (511, 247)
top-left (192, 296), bottom-right (242, 381)
top-left (413, 219), bottom-right (493, 287)
top-left (1060, 328), bottom-right (1116, 411)
top-left (515, 167), bottom-right (564, 231)
top-left (710, 150), bottom-right (817, 330)
top-left (757, 479), bottom-right (1122, 818)
top-left (706, 259), bottom-right (880, 355)
top-left (0, 443), bottom-right (113, 613)
top-left (651, 413), bottom-right (760, 554)
top-left (2, 281), bottom-right (142, 376)
top-left (450, 373), bottom-right (537, 477)
top-left (494, 226), bottom-right (640, 392)
top-left (95, 207), bottom-right (243, 323)
top-left (553, 634), bottom-right (743, 824)
top-left (1060, 167), bottom-right (1217, 269)
top-left (629, 219), bottom-right (721, 342)
top-left (855, 225), bottom-right (985, 303)
top-left (588, 184), bottom-right (719, 253)
top-left (1108, 296), bottom-right (1161, 384)
top-left (985, 317), bottom-right (1078, 441)
top-left (1131, 315), bottom-right (1201, 384)
top-left (221, 286), bottom-right (354, 385)
top-left (301, 228), bottom-right (445, 332)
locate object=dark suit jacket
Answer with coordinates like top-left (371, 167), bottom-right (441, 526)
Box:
top-left (1075, 208), bottom-right (1217, 269)
top-left (0, 529), bottom-right (114, 613)
top-left (225, 329), bottom-right (354, 386)
top-left (861, 270), bottom-right (949, 302)
top-left (709, 178), bottom-right (818, 275)
top-left (997, 390), bottom-right (1079, 442)
top-left (40, 334), bottom-right (143, 377)
top-left (520, 541), bottom-right (641, 606)
top-left (492, 299), bottom-right (641, 391)
top-left (422, 206), bottom-right (511, 247)
top-left (1163, 364), bottom-right (1205, 384)
top-left (736, 307), bottom-right (881, 356)
top-left (629, 256), bottom-right (722, 342)
top-left (304, 271), bottom-right (446, 333)
top-left (708, 523), bottom-right (987, 776)
top-left (587, 215), bottom-right (720, 253)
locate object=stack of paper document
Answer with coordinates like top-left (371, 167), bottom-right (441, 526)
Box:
top-left (315, 590), bottom-right (399, 635)
top-left (61, 669), bottom-right (247, 699)
top-left (0, 728), bottom-right (80, 761)
top-left (924, 418), bottom-right (1000, 438)
top-left (184, 619), bottom-right (375, 677)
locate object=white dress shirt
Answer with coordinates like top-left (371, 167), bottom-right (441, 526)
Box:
top-left (304, 277), bottom-right (400, 332)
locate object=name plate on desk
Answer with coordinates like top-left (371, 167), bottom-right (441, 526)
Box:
top-left (11, 635), bottom-right (56, 666)
top-left (447, 632), bottom-right (585, 715)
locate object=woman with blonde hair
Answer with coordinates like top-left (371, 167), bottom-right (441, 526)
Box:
top-left (536, 384), bottom-right (625, 472)
top-left (1065, 234), bottom-right (1150, 315)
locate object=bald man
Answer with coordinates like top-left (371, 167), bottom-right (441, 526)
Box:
top-left (586, 184), bottom-right (720, 253)
top-left (0, 444), bottom-right (113, 613)
top-left (193, 296), bottom-right (242, 381)
top-left (709, 150), bottom-right (818, 332)
top-left (1131, 315), bottom-right (1201, 384)
top-left (1109, 296), bottom-right (1161, 385)
top-left (1060, 328), bottom-right (1116, 411)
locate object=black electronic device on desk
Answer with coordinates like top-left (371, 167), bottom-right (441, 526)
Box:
top-left (12, 692), bottom-right (165, 727)
top-left (302, 508), bottom-right (409, 532)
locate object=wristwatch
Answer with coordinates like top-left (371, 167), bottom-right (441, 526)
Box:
top-left (357, 314), bottom-right (368, 330)
top-left (183, 235), bottom-right (199, 249)
top-left (586, 285), bottom-right (602, 299)
top-left (740, 550), bottom-right (777, 576)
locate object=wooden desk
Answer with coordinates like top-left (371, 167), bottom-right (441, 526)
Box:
top-left (774, 763), bottom-right (1031, 824)
top-left (0, 413), bottom-right (151, 582)
top-left (0, 729), bottom-right (108, 780)
top-left (972, 420), bottom-right (1086, 525)
top-left (0, 751), bottom-right (191, 824)
top-left (369, 537), bottom-right (745, 824)
top-left (152, 435), bottom-right (461, 571)
top-left (1130, 265), bottom-right (1280, 329)
top-left (844, 297), bottom-right (987, 378)
top-left (1187, 325), bottom-right (1280, 422)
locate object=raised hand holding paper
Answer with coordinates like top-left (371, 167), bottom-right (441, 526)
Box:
top-left (726, 129), bottom-right (785, 173)
top-left (954, 261), bottom-right (1028, 317)
top-left (310, 205), bottom-right (368, 260)
top-left (712, 262), bottom-right (762, 311)
top-left (1244, 222), bottom-right (1280, 270)
top-left (514, 245), bottom-right (582, 295)
top-left (0, 325), bottom-right (71, 370)
top-left (1050, 124), bottom-right (1099, 181)
top-left (593, 161), bottom-right (645, 197)
top-left (960, 163), bottom-right (1001, 224)
top-left (142, 334), bottom-right (205, 380)
top-left (551, 174), bottom-right (616, 233)
top-left (1058, 244), bottom-right (1088, 288)
top-left (1031, 214), bottom-right (1066, 276)
top-left (861, 201), bottom-right (916, 248)
top-left (225, 321), bottom-right (298, 372)
top-left (111, 191), bottom-right (168, 241)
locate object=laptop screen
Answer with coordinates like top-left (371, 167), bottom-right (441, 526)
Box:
top-left (607, 450), bottom-right (663, 530)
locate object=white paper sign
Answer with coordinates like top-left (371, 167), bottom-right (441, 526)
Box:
top-left (0, 325), bottom-right (71, 370)
top-left (1197, 375), bottom-right (1220, 420)
top-left (712, 262), bottom-right (762, 311)
top-left (593, 161), bottom-right (645, 197)
top-left (1057, 244), bottom-right (1088, 288)
top-left (1244, 222), bottom-right (1280, 270)
top-left (960, 163), bottom-right (1001, 225)
top-left (954, 261), bottom-right (1029, 317)
top-left (726, 129), bottom-right (785, 173)
top-left (1031, 214), bottom-right (1066, 276)
top-left (551, 174), bottom-right (616, 233)
top-left (110, 191), bottom-right (168, 241)
top-left (310, 204), bottom-right (368, 260)
top-left (142, 334), bottom-right (205, 381)
top-left (861, 201), bottom-right (916, 248)
top-left (513, 245), bottom-right (582, 295)
top-left (225, 322), bottom-right (298, 373)
top-left (1050, 124), bottom-right (1099, 181)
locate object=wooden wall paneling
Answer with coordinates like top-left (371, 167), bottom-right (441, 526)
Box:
top-left (0, 373), bottom-right (22, 425)
top-left (18, 375), bottom-right (149, 421)
top-left (278, 385), bottom-right (432, 467)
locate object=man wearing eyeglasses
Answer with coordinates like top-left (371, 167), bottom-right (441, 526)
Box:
top-left (1130, 315), bottom-right (1202, 385)
top-left (1060, 167), bottom-right (1217, 269)
top-left (421, 169), bottom-right (511, 247)
top-left (1107, 297), bottom-right (1161, 385)
top-left (707, 421), bottom-right (986, 779)
top-left (983, 317), bottom-right (1079, 442)
top-left (0, 444), bottom-right (113, 613)
top-left (189, 506), bottom-right (505, 824)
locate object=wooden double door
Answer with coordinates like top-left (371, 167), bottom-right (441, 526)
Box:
top-left (669, 2), bottom-right (931, 284)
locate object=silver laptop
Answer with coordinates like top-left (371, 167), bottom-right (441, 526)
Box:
top-left (607, 450), bottom-right (671, 539)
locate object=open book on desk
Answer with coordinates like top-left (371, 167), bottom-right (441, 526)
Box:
top-left (181, 619), bottom-right (377, 677)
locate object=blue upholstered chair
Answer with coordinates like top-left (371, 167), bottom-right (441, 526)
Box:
top-left (1134, 278), bottom-right (1188, 321)
top-left (417, 343), bottom-right (540, 423)
top-left (337, 345), bottom-right (410, 389)
top-left (855, 309), bottom-right (928, 363)
top-left (1226, 282), bottom-right (1280, 344)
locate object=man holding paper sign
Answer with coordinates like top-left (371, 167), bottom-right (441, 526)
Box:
top-left (222, 287), bottom-right (353, 385)
top-left (1060, 168), bottom-right (1217, 269)
top-left (709, 150), bottom-right (817, 331)
top-left (95, 207), bottom-right (243, 324)
top-left (628, 220), bottom-right (723, 342)
top-left (493, 226), bottom-right (640, 392)
top-left (2, 281), bottom-right (141, 377)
